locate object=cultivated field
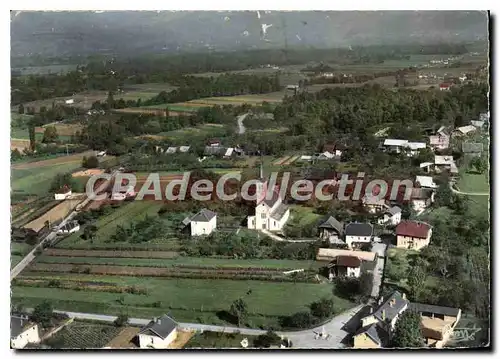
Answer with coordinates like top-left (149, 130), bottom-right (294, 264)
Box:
top-left (11, 139), bottom-right (31, 151)
top-left (45, 322), bottom-right (123, 349)
top-left (23, 198), bottom-right (83, 232)
top-left (12, 150), bottom-right (96, 170)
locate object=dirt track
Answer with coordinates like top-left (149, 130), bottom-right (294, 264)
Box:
top-left (23, 198), bottom-right (83, 232)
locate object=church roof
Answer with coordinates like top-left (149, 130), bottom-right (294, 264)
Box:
top-left (270, 203), bottom-right (289, 220)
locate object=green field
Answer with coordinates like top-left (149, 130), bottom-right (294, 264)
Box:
top-left (11, 255), bottom-right (23, 269)
top-left (458, 172), bottom-right (490, 193)
top-left (158, 123), bottom-right (228, 140)
top-left (13, 276), bottom-right (351, 327)
top-left (57, 201), bottom-right (166, 249)
top-left (11, 162), bottom-right (82, 196)
top-left (35, 254), bottom-right (317, 270)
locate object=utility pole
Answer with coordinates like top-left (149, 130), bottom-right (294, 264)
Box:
top-left (66, 144), bottom-right (69, 157)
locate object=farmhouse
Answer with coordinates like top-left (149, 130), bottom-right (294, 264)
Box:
top-left (409, 303), bottom-right (462, 348)
top-left (383, 139), bottom-right (408, 154)
top-left (183, 209), bottom-right (217, 236)
top-left (247, 168), bottom-right (290, 232)
top-left (328, 255), bottom-right (362, 278)
top-left (317, 215), bottom-right (344, 244)
top-left (429, 126), bottom-right (450, 151)
top-left (471, 120), bottom-right (485, 129)
top-left (54, 185), bottom-right (72, 200)
top-left (410, 188), bottom-right (435, 212)
top-left (344, 223), bottom-right (374, 248)
top-left (57, 220), bottom-right (80, 234)
top-left (179, 146), bottom-right (191, 153)
top-left (11, 314), bottom-right (40, 349)
top-left (439, 83), bottom-right (451, 91)
top-left (378, 206), bottom-right (402, 226)
top-left (395, 220), bottom-right (432, 251)
top-left (353, 291), bottom-right (409, 348)
top-left (434, 155), bottom-right (459, 175)
top-left (137, 315), bottom-right (178, 349)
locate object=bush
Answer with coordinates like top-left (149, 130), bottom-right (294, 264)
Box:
top-left (253, 331), bottom-right (282, 348)
top-left (280, 311), bottom-right (317, 329)
top-left (310, 297), bottom-right (335, 319)
top-left (114, 314), bottom-right (129, 327)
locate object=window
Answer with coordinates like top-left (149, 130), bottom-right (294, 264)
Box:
top-left (261, 213), bottom-right (266, 219)
top-left (262, 223), bottom-right (266, 229)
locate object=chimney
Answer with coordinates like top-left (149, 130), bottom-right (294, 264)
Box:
top-left (382, 310), bottom-right (386, 321)
top-left (158, 319), bottom-right (161, 325)
top-left (390, 298), bottom-right (395, 307)
top-left (402, 293), bottom-right (406, 300)
top-left (369, 307), bottom-right (373, 314)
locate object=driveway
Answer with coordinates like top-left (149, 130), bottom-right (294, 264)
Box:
top-left (370, 242), bottom-right (387, 299)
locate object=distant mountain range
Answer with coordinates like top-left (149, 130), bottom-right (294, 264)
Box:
top-left (10, 11), bottom-right (489, 57)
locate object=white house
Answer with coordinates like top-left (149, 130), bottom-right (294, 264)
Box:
top-left (411, 188), bottom-right (435, 212)
top-left (111, 185), bottom-right (135, 201)
top-left (179, 146), bottom-right (190, 153)
top-left (65, 99), bottom-right (74, 104)
top-left (362, 195), bottom-right (389, 214)
top-left (434, 155), bottom-right (459, 175)
top-left (383, 139), bottom-right (408, 154)
top-left (329, 255), bottom-right (363, 278)
top-left (415, 175), bottom-right (437, 189)
top-left (429, 126), bottom-right (450, 151)
top-left (378, 206), bottom-right (402, 226)
top-left (54, 186), bottom-right (72, 200)
top-left (137, 315), bottom-right (178, 349)
top-left (344, 223), bottom-right (373, 248)
top-left (58, 220), bottom-right (80, 234)
top-left (183, 209), bottom-right (217, 236)
top-left (96, 151), bottom-right (106, 157)
top-left (11, 315), bottom-right (40, 349)
top-left (247, 170), bottom-right (290, 232)
top-left (453, 125), bottom-right (477, 137)
top-left (166, 147), bottom-right (177, 154)
top-left (405, 142), bottom-right (427, 157)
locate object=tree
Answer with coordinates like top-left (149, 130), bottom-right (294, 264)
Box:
top-left (11, 149), bottom-right (22, 161)
top-left (31, 301), bottom-right (54, 328)
top-left (28, 124), bottom-right (36, 151)
top-left (18, 104), bottom-right (24, 114)
top-left (407, 260), bottom-right (427, 300)
top-left (253, 330), bottom-right (282, 348)
top-left (83, 225), bottom-right (97, 243)
top-left (49, 173), bottom-right (75, 193)
top-left (390, 310), bottom-right (424, 348)
top-left (82, 155), bottom-right (99, 168)
top-left (114, 314), bottom-right (129, 327)
top-left (42, 126), bottom-right (59, 143)
top-left (470, 156), bottom-right (487, 174)
top-left (107, 91), bottom-right (115, 108)
top-left (229, 298), bottom-right (248, 327)
top-left (434, 182), bottom-right (453, 207)
top-left (309, 298), bottom-right (335, 319)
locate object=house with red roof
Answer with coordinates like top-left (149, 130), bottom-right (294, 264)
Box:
top-left (439, 83), bottom-right (451, 91)
top-left (395, 221), bottom-right (432, 251)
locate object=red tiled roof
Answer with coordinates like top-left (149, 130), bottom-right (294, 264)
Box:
top-left (396, 221), bottom-right (431, 239)
top-left (439, 83), bottom-right (451, 88)
top-left (336, 255), bottom-right (361, 268)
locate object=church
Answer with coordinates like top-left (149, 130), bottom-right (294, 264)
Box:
top-left (247, 166), bottom-right (290, 232)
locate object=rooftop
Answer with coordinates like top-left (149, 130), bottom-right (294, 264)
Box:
top-left (11, 314), bottom-right (34, 339)
top-left (139, 314), bottom-right (178, 339)
top-left (373, 291), bottom-right (409, 322)
top-left (318, 215), bottom-right (343, 234)
top-left (415, 175), bottom-right (437, 189)
top-left (396, 220), bottom-right (431, 239)
top-left (336, 255), bottom-right (361, 268)
top-left (316, 248), bottom-right (376, 262)
top-left (190, 209), bottom-right (217, 223)
top-left (345, 222), bottom-right (374, 237)
top-left (354, 323), bottom-right (389, 346)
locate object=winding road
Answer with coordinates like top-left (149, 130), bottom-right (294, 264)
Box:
top-left (52, 305), bottom-right (364, 348)
top-left (236, 113), bottom-right (248, 134)
top-left (449, 183), bottom-right (489, 196)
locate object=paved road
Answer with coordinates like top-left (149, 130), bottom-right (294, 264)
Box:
top-left (236, 113), bottom-right (248, 134)
top-left (370, 241), bottom-right (387, 299)
top-left (10, 170), bottom-right (119, 281)
top-left (53, 305), bottom-right (364, 348)
top-left (449, 182), bottom-right (489, 196)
